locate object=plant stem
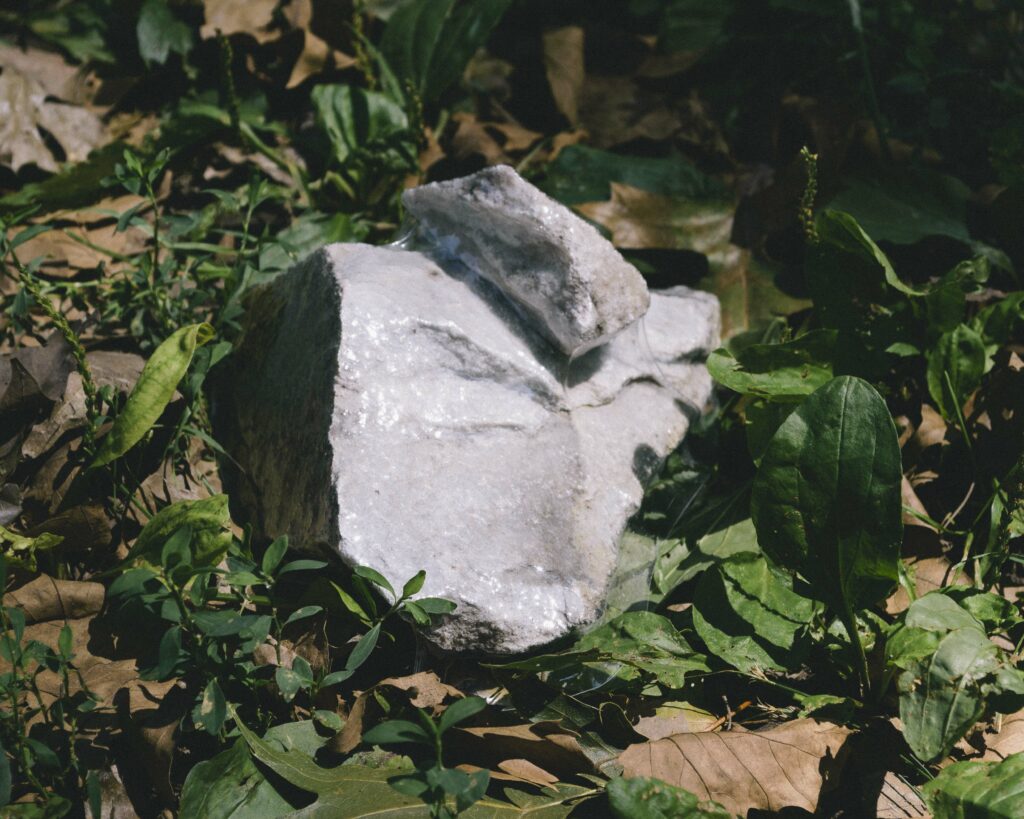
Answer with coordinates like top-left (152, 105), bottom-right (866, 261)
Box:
top-left (847, 0), bottom-right (892, 163)
top-left (842, 606), bottom-right (871, 698)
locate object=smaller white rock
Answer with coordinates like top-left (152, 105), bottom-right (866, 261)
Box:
top-left (402, 165), bottom-right (651, 355)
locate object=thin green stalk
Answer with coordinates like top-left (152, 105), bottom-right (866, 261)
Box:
top-left (842, 606), bottom-right (871, 698)
top-left (10, 254), bottom-right (100, 453)
top-left (847, 0), bottom-right (892, 162)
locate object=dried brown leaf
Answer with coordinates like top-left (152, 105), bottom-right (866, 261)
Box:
top-left (617, 719), bottom-right (852, 814)
top-left (577, 183), bottom-right (808, 337)
top-left (4, 575), bottom-right (104, 623)
top-left (578, 75), bottom-right (680, 149)
top-left (0, 66), bottom-right (106, 172)
top-left (201, 0), bottom-right (280, 42)
top-left (874, 771), bottom-right (930, 818)
top-left (379, 671), bottom-right (462, 709)
top-left (450, 722), bottom-right (593, 780)
top-left (981, 711), bottom-right (1024, 761)
top-left (495, 758), bottom-right (560, 788)
top-left (543, 27), bottom-right (585, 126)
top-left (886, 554), bottom-right (969, 615)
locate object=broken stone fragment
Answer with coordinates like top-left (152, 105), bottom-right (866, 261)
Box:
top-left (218, 168), bottom-right (719, 654)
top-left (402, 165), bottom-right (650, 355)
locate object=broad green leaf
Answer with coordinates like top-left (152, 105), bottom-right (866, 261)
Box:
top-left (380, 0), bottom-right (512, 103)
top-left (180, 723), bottom-right (336, 818)
top-left (129, 495), bottom-right (232, 569)
top-left (829, 168), bottom-right (972, 246)
top-left (275, 667), bottom-right (305, 703)
top-left (438, 696), bottom-right (487, 734)
top-left (817, 210), bottom-right (923, 296)
top-left (659, 0), bottom-right (734, 53)
top-left (540, 145), bottom-right (725, 206)
top-left (692, 552), bottom-right (819, 672)
top-left (745, 399), bottom-right (797, 464)
top-left (362, 719), bottom-right (430, 746)
top-left (751, 376), bottom-right (902, 615)
top-left (669, 518), bottom-right (760, 586)
top-left (607, 776), bottom-right (731, 819)
top-left (136, 0), bottom-right (193, 65)
top-left (401, 570), bottom-right (425, 599)
top-left (898, 626), bottom-right (1000, 762)
top-left (707, 329), bottom-right (837, 401)
top-left (193, 679), bottom-right (226, 735)
top-left (923, 754), bottom-right (1024, 818)
top-left (353, 566), bottom-right (395, 598)
top-left (563, 611), bottom-right (709, 692)
top-left (904, 592), bottom-right (987, 634)
top-left (927, 324), bottom-right (986, 421)
top-left (92, 323), bottom-right (214, 467)
top-left (261, 536), bottom-right (288, 576)
top-left (310, 85), bottom-right (409, 167)
top-left (0, 526), bottom-right (63, 573)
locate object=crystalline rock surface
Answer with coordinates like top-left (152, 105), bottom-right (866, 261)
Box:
top-left (217, 166), bottom-right (719, 654)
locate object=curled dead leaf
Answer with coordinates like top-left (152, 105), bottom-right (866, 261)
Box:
top-left (617, 718), bottom-right (852, 815)
top-left (201, 0), bottom-right (280, 42)
top-left (543, 27), bottom-right (585, 126)
top-left (3, 574), bottom-right (104, 623)
top-left (449, 722), bottom-right (593, 780)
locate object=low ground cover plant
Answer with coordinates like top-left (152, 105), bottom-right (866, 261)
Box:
top-left (0, 1), bottom-right (1023, 816)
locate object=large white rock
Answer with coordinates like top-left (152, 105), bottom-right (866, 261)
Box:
top-left (403, 165), bottom-right (650, 355)
top-left (219, 168), bottom-right (718, 654)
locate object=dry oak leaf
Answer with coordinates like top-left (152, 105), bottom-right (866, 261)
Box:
top-left (618, 718), bottom-right (852, 815)
top-left (980, 710), bottom-right (1024, 761)
top-left (9, 196), bottom-right (150, 279)
top-left (449, 722), bottom-right (593, 781)
top-left (3, 574), bottom-right (104, 624)
top-left (201, 0), bottom-right (280, 42)
top-left (0, 66), bottom-right (106, 172)
top-left (281, 0), bottom-right (356, 88)
top-left (634, 701), bottom-right (720, 741)
top-left (543, 26), bottom-right (585, 126)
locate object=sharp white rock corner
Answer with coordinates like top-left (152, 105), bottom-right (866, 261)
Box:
top-left (218, 166), bottom-right (719, 654)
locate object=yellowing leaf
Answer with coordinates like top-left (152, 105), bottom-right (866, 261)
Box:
top-left (92, 323), bottom-right (214, 468)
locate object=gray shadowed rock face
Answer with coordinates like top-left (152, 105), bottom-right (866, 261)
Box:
top-left (402, 165), bottom-right (650, 355)
top-left (217, 166), bottom-right (719, 654)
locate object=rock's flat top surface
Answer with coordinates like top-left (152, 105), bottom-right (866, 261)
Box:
top-left (220, 168), bottom-right (719, 654)
top-left (403, 165), bottom-right (650, 355)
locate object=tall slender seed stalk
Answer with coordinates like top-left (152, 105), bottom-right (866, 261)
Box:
top-left (219, 34), bottom-right (241, 136)
top-left (352, 1), bottom-right (376, 89)
top-left (9, 252), bottom-right (100, 453)
top-left (799, 147), bottom-right (819, 243)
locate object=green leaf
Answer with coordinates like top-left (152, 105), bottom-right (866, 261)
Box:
top-left (380, 0), bottom-right (512, 103)
top-left (751, 376), bottom-right (903, 616)
top-left (401, 570), bottom-right (426, 600)
top-left (659, 0), bottom-right (734, 53)
top-left (311, 85), bottom-right (409, 167)
top-left (193, 679), bottom-right (227, 735)
top-left (707, 329), bottom-right (837, 401)
top-left (817, 210), bottom-right (923, 296)
top-left (540, 145), bottom-right (725, 206)
top-left (283, 606), bottom-right (324, 628)
top-left (898, 626), bottom-right (1000, 763)
top-left (607, 775), bottom-right (731, 819)
top-left (136, 0), bottom-right (193, 66)
top-left (829, 168), bottom-right (972, 246)
top-left (923, 754), bottom-right (1024, 818)
top-left (276, 667), bottom-right (305, 703)
top-left (180, 723), bottom-right (336, 818)
top-left (438, 696), bottom-right (487, 734)
top-left (92, 323), bottom-right (214, 467)
top-left (692, 552), bottom-right (819, 673)
top-left (927, 324), bottom-right (986, 421)
top-left (129, 495), bottom-right (232, 569)
top-left (362, 719), bottom-right (430, 746)
top-left (261, 536), bottom-right (289, 576)
top-left (353, 566), bottom-right (395, 598)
